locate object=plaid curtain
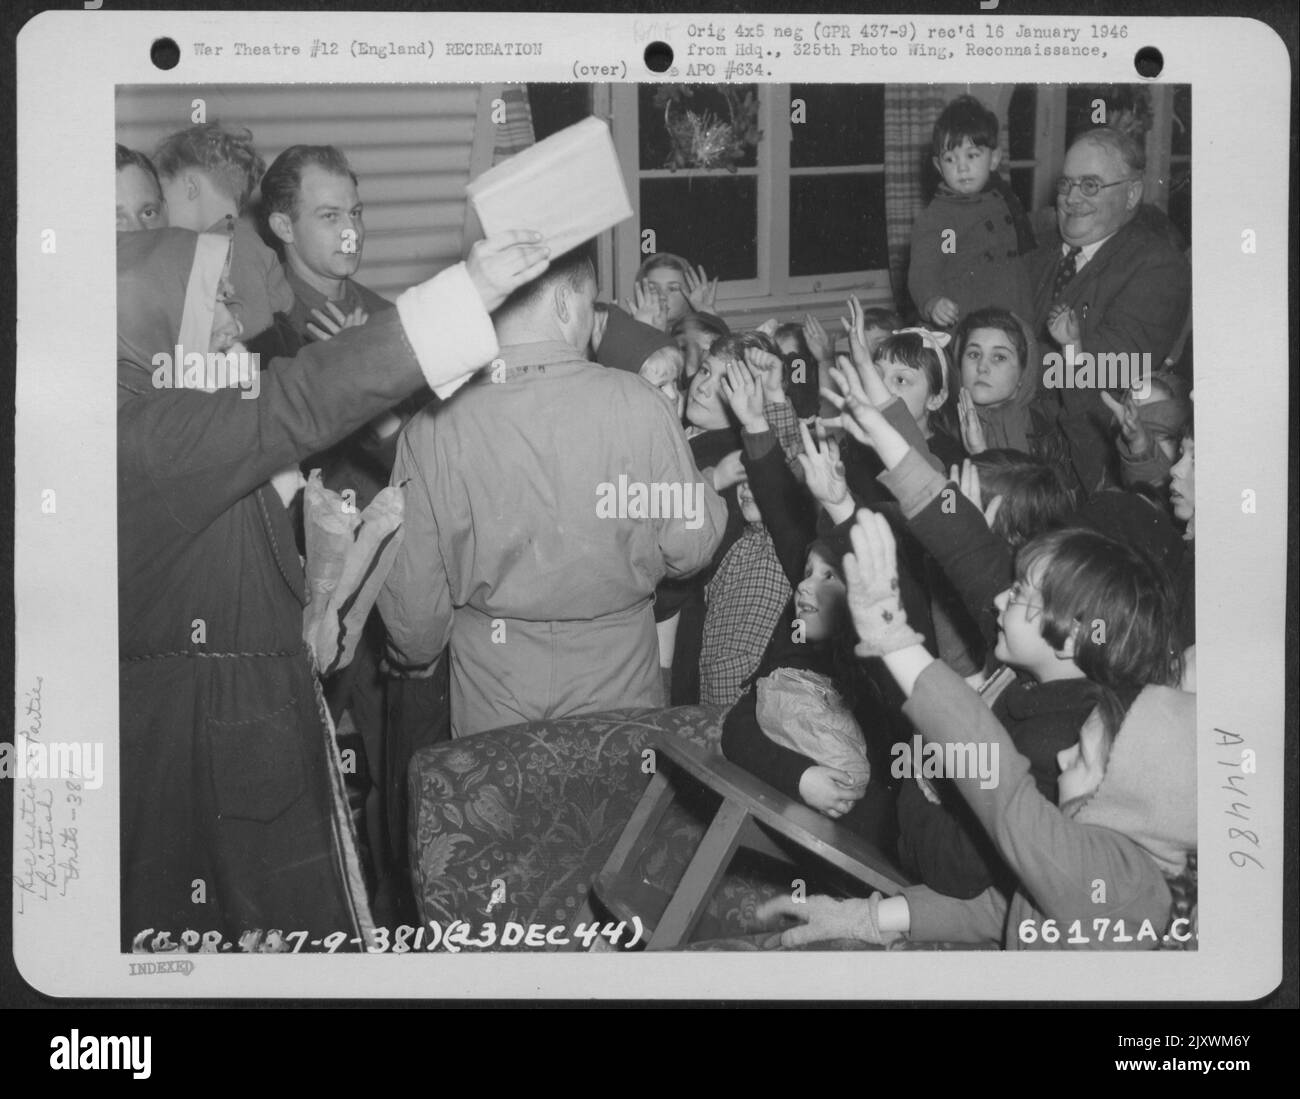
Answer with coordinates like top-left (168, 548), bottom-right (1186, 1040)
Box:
top-left (491, 85), bottom-right (536, 164)
top-left (883, 85), bottom-right (948, 317)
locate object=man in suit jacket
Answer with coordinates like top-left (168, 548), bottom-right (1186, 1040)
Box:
top-left (1027, 127), bottom-right (1191, 494)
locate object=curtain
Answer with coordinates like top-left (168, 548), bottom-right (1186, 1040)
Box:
top-left (491, 84), bottom-right (536, 164)
top-left (883, 85), bottom-right (948, 317)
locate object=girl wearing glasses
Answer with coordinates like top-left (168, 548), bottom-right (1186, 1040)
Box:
top-left (762, 509), bottom-right (1194, 952)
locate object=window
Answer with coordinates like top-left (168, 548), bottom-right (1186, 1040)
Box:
top-left (1005, 85), bottom-right (1039, 212)
top-left (528, 83), bottom-right (592, 141)
top-left (608, 83), bottom-right (891, 310)
top-left (787, 84), bottom-right (888, 281)
top-left (635, 83), bottom-right (760, 283)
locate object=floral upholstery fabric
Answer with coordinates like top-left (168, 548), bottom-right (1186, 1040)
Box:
top-left (410, 707), bottom-right (726, 944)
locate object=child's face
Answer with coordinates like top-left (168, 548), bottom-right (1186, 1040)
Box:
top-left (1056, 720), bottom-right (1111, 807)
top-left (961, 327), bottom-right (1024, 407)
top-left (1168, 436), bottom-right (1195, 522)
top-left (992, 570), bottom-right (1066, 676)
top-left (878, 354), bottom-right (944, 426)
top-left (116, 165), bottom-right (168, 232)
top-left (644, 266), bottom-right (691, 324)
top-left (794, 550), bottom-right (846, 643)
top-left (934, 138), bottom-right (1000, 196)
top-left (736, 479), bottom-right (762, 523)
top-left (685, 354), bottom-right (732, 430)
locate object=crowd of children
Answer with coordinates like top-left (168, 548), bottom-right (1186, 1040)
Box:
top-left (590, 93), bottom-right (1196, 950)
top-left (115, 91), bottom-right (1195, 951)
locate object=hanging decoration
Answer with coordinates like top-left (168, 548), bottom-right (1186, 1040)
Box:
top-left (652, 85), bottom-right (762, 172)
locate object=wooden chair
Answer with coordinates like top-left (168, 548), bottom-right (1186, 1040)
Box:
top-left (572, 733), bottom-right (914, 950)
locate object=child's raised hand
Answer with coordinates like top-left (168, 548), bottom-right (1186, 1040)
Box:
top-left (957, 388), bottom-right (988, 456)
top-left (953, 459), bottom-right (1003, 531)
top-left (821, 360), bottom-right (883, 446)
top-left (1047, 305), bottom-right (1080, 348)
top-left (1100, 390), bottom-right (1152, 458)
top-left (756, 893), bottom-right (899, 947)
top-left (628, 280), bottom-right (669, 330)
top-left (826, 352), bottom-right (869, 406)
top-left (796, 421), bottom-right (850, 513)
top-left (719, 359), bottom-right (767, 431)
top-left (683, 264), bottom-right (719, 313)
top-left (710, 449), bottom-right (747, 492)
top-left (743, 345), bottom-right (787, 405)
top-left (844, 510), bottom-right (925, 659)
top-left (841, 294), bottom-right (876, 373)
top-left (802, 313), bottom-right (834, 364)
top-left (466, 230), bottom-right (551, 313)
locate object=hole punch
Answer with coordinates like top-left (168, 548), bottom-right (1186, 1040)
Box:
top-left (643, 41), bottom-right (673, 73)
top-left (1133, 46), bottom-right (1163, 79)
top-left (150, 37), bottom-right (181, 71)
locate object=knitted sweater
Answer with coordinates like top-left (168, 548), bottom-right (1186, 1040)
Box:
top-left (908, 181), bottom-right (1035, 324)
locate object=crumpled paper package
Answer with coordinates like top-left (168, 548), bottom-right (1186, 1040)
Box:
top-left (302, 470), bottom-right (405, 677)
top-left (755, 666), bottom-right (870, 793)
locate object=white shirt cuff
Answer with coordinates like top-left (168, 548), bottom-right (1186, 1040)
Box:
top-left (396, 262), bottom-right (499, 399)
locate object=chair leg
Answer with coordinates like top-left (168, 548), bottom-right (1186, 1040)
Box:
top-left (648, 797), bottom-right (750, 951)
top-left (597, 768), bottom-right (677, 879)
top-left (567, 769), bottom-right (677, 947)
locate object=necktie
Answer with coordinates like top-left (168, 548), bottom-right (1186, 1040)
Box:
top-left (1052, 245), bottom-right (1082, 301)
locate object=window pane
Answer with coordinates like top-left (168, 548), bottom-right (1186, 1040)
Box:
top-left (1007, 85), bottom-right (1037, 161)
top-left (1171, 85), bottom-right (1191, 157)
top-left (789, 173), bottom-right (887, 277)
top-left (639, 85), bottom-right (759, 171)
top-left (527, 83), bottom-right (592, 141)
top-left (789, 85), bottom-right (884, 167)
top-left (640, 177), bottom-right (757, 281)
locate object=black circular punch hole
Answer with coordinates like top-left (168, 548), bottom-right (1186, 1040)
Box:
top-left (1133, 46), bottom-right (1163, 79)
top-left (151, 37), bottom-right (181, 71)
top-left (643, 41), bottom-right (673, 73)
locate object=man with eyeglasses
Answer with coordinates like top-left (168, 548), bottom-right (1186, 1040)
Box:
top-left (1028, 127), bottom-right (1191, 496)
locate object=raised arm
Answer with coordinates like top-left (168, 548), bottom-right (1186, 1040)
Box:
top-left (119, 234), bottom-right (549, 533)
top-left (650, 393), bottom-right (729, 580)
top-left (721, 360), bottom-right (816, 588)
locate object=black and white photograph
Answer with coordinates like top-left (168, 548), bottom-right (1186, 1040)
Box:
top-left (10, 9), bottom-right (1291, 1012)
top-left (110, 75), bottom-right (1203, 952)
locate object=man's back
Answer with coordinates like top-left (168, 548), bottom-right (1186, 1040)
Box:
top-left (380, 341), bottom-right (727, 736)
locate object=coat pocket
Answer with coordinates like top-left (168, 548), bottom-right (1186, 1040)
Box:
top-left (206, 698), bottom-right (307, 824)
